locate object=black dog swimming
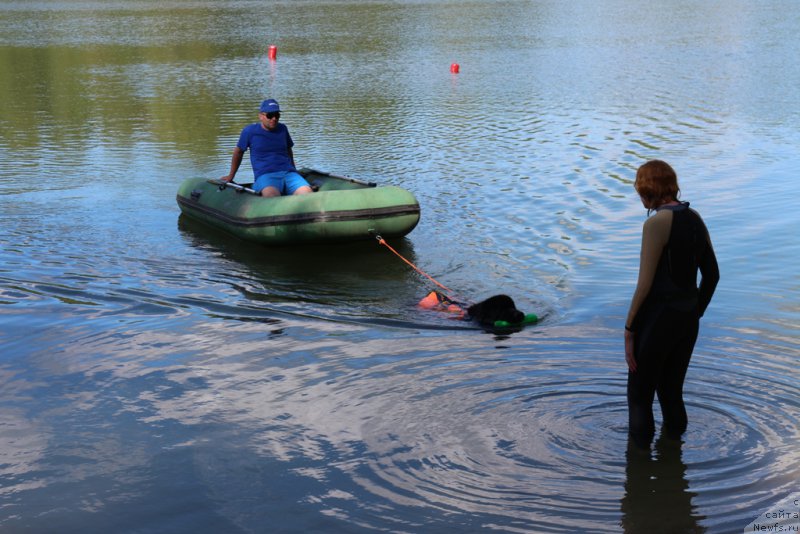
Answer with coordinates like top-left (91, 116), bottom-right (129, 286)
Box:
top-left (466, 294), bottom-right (525, 326)
top-left (418, 291), bottom-right (525, 326)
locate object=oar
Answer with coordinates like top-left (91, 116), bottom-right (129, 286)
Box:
top-left (206, 179), bottom-right (259, 195)
top-left (301, 168), bottom-right (377, 187)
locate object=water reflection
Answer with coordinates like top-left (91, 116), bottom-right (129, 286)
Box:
top-left (177, 213), bottom-right (487, 333)
top-left (2, 0), bottom-right (800, 532)
top-left (621, 434), bottom-right (706, 533)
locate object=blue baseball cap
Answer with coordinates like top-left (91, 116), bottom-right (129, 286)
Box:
top-left (259, 99), bottom-right (280, 113)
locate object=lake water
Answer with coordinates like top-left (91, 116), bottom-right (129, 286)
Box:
top-left (1, 1), bottom-right (798, 532)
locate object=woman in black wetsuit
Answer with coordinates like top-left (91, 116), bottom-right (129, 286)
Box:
top-left (624, 160), bottom-right (720, 448)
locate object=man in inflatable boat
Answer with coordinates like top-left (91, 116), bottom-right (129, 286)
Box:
top-left (418, 291), bottom-right (538, 328)
top-left (221, 99), bottom-right (314, 197)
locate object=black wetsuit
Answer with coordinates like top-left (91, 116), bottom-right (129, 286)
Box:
top-left (627, 202), bottom-right (719, 447)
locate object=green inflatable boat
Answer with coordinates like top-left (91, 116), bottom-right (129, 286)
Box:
top-left (176, 168), bottom-right (420, 245)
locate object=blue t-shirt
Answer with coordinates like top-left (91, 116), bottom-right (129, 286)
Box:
top-left (236, 122), bottom-right (295, 178)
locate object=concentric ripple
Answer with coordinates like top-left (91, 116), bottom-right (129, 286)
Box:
top-left (122, 323), bottom-right (795, 533)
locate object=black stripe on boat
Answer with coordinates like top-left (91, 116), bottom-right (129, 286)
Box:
top-left (176, 195), bottom-right (420, 228)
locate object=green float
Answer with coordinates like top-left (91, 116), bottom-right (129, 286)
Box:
top-left (176, 168), bottom-right (420, 245)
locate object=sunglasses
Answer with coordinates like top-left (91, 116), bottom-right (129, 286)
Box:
top-left (263, 111), bottom-right (280, 119)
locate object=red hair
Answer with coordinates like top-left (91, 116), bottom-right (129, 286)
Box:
top-left (634, 160), bottom-right (680, 208)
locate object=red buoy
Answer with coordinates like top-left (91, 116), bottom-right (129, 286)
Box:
top-left (268, 45), bottom-right (277, 60)
top-left (450, 63), bottom-right (460, 73)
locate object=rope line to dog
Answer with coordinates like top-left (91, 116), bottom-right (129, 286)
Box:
top-left (375, 235), bottom-right (539, 328)
top-left (374, 235), bottom-right (452, 293)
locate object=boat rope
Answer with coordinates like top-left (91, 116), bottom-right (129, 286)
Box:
top-left (375, 234), bottom-right (540, 329)
top-left (375, 235), bottom-right (453, 294)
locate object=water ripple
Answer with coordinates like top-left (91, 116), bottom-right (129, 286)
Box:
top-left (2, 1), bottom-right (800, 531)
top-left (132, 321), bottom-right (792, 531)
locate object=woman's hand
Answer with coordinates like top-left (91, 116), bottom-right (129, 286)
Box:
top-left (625, 329), bottom-right (637, 373)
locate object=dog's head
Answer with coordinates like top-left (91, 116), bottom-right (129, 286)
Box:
top-left (467, 295), bottom-right (524, 325)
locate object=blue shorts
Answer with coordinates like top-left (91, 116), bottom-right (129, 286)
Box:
top-left (253, 171), bottom-right (310, 195)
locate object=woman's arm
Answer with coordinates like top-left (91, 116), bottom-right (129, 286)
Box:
top-left (696, 218), bottom-right (719, 317)
top-left (624, 211), bottom-right (671, 372)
